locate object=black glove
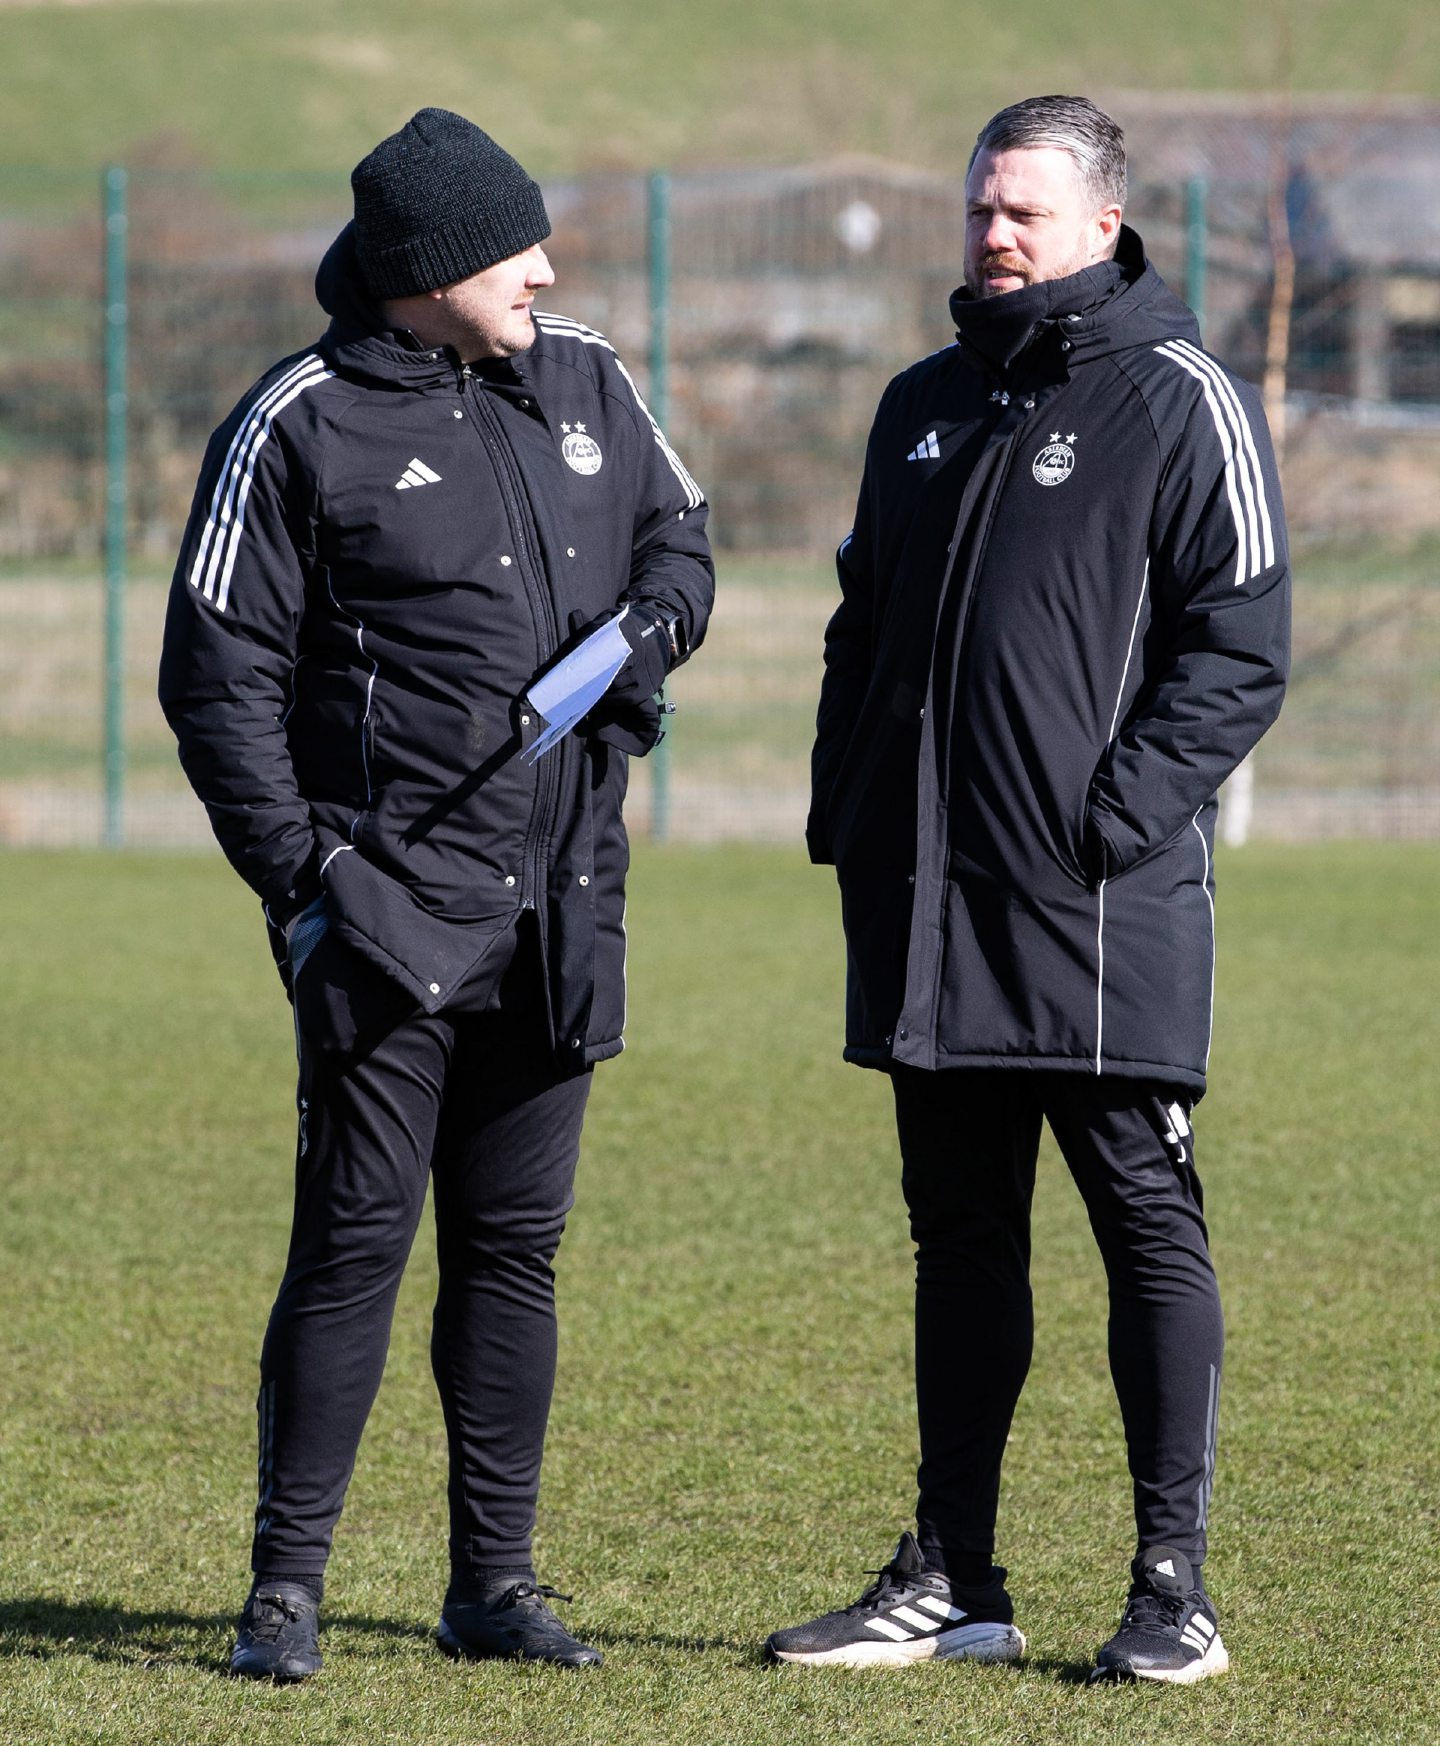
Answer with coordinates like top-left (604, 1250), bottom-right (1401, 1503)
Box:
top-left (610, 603), bottom-right (674, 706)
top-left (553, 602), bottom-right (678, 757)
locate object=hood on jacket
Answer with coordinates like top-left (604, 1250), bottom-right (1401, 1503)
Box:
top-left (949, 226), bottom-right (1200, 375)
top-left (313, 222), bottom-right (511, 391)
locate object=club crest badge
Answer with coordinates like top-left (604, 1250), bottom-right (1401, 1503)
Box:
top-left (1032, 432), bottom-right (1076, 487)
top-left (560, 421), bottom-right (603, 475)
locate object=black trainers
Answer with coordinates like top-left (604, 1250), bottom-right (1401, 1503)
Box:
top-left (764, 1532), bottom-right (1026, 1669)
top-left (230, 1581), bottom-right (322, 1682)
top-left (438, 1578), bottom-right (602, 1669)
top-left (1090, 1546), bottom-right (1229, 1685)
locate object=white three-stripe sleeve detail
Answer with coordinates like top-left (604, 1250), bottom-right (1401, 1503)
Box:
top-left (190, 357), bottom-right (328, 604)
top-left (1154, 344), bottom-right (1250, 588)
top-left (213, 366), bottom-right (334, 614)
top-left (188, 355), bottom-right (323, 600)
top-left (1182, 347), bottom-right (1263, 581)
top-left (532, 314), bottom-right (703, 509)
top-left (1171, 338), bottom-right (1276, 572)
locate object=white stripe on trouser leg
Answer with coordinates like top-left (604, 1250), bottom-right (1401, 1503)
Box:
top-left (1197, 1361), bottom-right (1220, 1531)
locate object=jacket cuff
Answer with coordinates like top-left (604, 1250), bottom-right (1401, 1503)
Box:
top-left (805, 810), bottom-right (835, 866)
top-left (263, 861), bottom-right (324, 934)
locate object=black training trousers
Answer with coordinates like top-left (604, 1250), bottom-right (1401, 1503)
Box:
top-left (892, 1067), bottom-right (1223, 1569)
top-left (250, 920), bottom-right (592, 1581)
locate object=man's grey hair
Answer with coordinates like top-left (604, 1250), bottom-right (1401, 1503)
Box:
top-left (969, 95), bottom-right (1127, 211)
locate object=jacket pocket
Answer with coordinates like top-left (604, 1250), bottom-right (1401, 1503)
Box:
top-left (288, 667), bottom-right (372, 805)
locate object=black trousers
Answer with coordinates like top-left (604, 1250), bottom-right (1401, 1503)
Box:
top-left (251, 918), bottom-right (592, 1581)
top-left (892, 1067), bottom-right (1223, 1568)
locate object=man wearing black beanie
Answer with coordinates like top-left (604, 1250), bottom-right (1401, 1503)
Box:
top-left (160, 109), bottom-right (713, 1680)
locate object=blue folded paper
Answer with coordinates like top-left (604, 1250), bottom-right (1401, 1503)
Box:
top-left (525, 607), bottom-right (632, 762)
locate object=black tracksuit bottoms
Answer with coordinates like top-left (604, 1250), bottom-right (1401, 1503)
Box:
top-left (250, 919), bottom-right (591, 1584)
top-left (891, 1067), bottom-right (1223, 1571)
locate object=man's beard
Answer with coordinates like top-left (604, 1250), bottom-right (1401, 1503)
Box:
top-left (964, 242), bottom-right (1093, 298)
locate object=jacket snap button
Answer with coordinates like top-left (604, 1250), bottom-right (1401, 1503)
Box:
top-left (429, 982), bottom-right (440, 995)
top-left (521, 713), bottom-right (531, 725)
top-left (500, 555), bottom-right (513, 567)
top-left (899, 1027), bottom-right (909, 1041)
top-left (571, 1038), bottom-right (581, 1048)
top-left (578, 875), bottom-right (589, 886)
top-left (452, 409), bottom-right (463, 419)
top-left (907, 874), bottom-right (915, 884)
top-left (520, 398), bottom-right (530, 408)
top-left (504, 875), bottom-right (516, 887)
top-left (566, 547), bottom-right (576, 558)
top-left (1061, 340), bottom-right (1072, 351)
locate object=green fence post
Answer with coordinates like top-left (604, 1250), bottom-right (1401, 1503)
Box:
top-left (103, 164), bottom-right (129, 848)
top-left (647, 169), bottom-right (672, 843)
top-left (1185, 176), bottom-right (1208, 341)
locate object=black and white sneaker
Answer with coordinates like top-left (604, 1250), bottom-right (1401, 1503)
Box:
top-left (764, 1532), bottom-right (1026, 1669)
top-left (438, 1577), bottom-right (602, 1669)
top-left (1090, 1546), bottom-right (1229, 1685)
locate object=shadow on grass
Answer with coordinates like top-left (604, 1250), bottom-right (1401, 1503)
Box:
top-left (587, 1626), bottom-right (751, 1658)
top-left (0, 1597), bottom-right (432, 1675)
top-left (1021, 1655), bottom-right (1104, 1686)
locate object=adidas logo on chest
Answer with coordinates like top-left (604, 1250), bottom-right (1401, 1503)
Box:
top-left (395, 457), bottom-right (442, 490)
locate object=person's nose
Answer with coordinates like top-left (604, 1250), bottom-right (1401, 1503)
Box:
top-left (526, 246), bottom-right (556, 288)
top-left (982, 211), bottom-right (1017, 255)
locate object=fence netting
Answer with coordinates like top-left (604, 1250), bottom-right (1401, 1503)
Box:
top-left (3, 139), bottom-right (1437, 850)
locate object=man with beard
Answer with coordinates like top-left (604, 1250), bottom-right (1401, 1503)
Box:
top-left (160, 108), bottom-right (712, 1680)
top-left (764, 95), bottom-right (1288, 1684)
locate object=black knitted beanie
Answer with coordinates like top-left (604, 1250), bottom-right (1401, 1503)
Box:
top-left (351, 108), bottom-right (551, 300)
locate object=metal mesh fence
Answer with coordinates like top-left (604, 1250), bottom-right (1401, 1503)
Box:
top-left (2, 139), bottom-right (1437, 851)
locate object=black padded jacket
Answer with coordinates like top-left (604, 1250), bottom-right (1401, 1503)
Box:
top-left (808, 230), bottom-right (1288, 1093)
top-left (160, 225), bottom-right (714, 1064)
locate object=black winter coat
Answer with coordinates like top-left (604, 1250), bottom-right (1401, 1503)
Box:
top-left (160, 226), bottom-right (713, 1065)
top-left (808, 231), bottom-right (1289, 1093)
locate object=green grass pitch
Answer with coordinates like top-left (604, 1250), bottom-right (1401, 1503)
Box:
top-left (1, 842), bottom-right (1436, 1744)
top-left (3, 0), bottom-right (1439, 181)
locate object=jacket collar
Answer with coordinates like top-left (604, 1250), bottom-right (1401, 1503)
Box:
top-left (947, 226), bottom-right (1195, 377)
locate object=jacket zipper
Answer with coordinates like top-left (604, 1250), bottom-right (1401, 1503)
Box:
top-left (911, 377), bottom-right (1039, 1060)
top-left (463, 365), bottom-right (561, 912)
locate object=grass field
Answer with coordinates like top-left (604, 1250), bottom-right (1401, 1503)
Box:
top-left (3, 0), bottom-right (1440, 180)
top-left (1, 842), bottom-right (1436, 1744)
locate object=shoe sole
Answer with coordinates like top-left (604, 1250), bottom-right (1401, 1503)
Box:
top-left (1090, 1633), bottom-right (1229, 1686)
top-left (230, 1654), bottom-right (320, 1682)
top-left (436, 1619), bottom-right (602, 1669)
top-left (768, 1622), bottom-right (1026, 1671)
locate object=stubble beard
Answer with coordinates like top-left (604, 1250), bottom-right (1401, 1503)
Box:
top-left (965, 238), bottom-right (1097, 299)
